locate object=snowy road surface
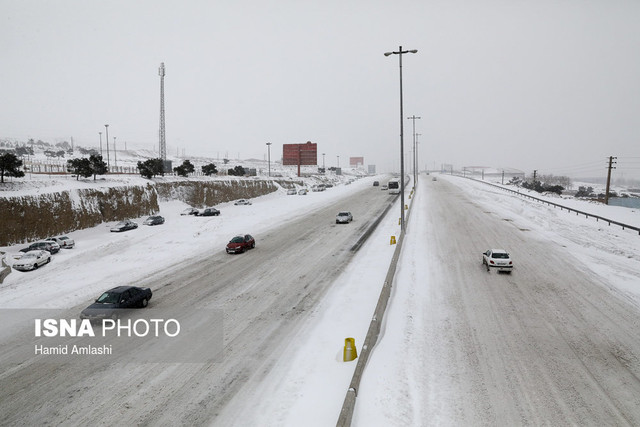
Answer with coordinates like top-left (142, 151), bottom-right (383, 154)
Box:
top-left (0, 179), bottom-right (395, 426)
top-left (355, 176), bottom-right (640, 425)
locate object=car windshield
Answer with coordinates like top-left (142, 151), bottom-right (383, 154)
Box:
top-left (230, 236), bottom-right (244, 243)
top-left (492, 252), bottom-right (509, 259)
top-left (96, 292), bottom-right (120, 304)
top-left (339, 212), bottom-right (349, 216)
top-left (59, 237), bottom-right (68, 241)
top-left (22, 253), bottom-right (38, 259)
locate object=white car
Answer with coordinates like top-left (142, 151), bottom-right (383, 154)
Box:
top-left (482, 249), bottom-right (513, 273)
top-left (13, 250), bottom-right (51, 271)
top-left (381, 185), bottom-right (388, 190)
top-left (336, 211), bottom-right (353, 224)
top-left (286, 189), bottom-right (297, 195)
top-left (234, 199), bottom-right (252, 205)
top-left (298, 189), bottom-right (308, 195)
top-left (45, 235), bottom-right (75, 249)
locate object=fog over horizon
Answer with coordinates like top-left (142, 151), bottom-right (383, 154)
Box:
top-left (1, 1), bottom-right (639, 179)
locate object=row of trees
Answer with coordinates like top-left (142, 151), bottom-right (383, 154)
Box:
top-left (137, 159), bottom-right (222, 179)
top-left (1, 151), bottom-right (235, 182)
top-left (67, 155), bottom-right (108, 180)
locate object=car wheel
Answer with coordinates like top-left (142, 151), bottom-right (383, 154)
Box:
top-left (33, 263), bottom-right (39, 269)
top-left (251, 242), bottom-right (255, 249)
top-left (47, 258), bottom-right (51, 263)
top-left (141, 298), bottom-right (148, 308)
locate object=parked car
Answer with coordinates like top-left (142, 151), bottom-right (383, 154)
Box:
top-left (287, 189), bottom-right (297, 195)
top-left (12, 250), bottom-right (51, 271)
top-left (336, 211), bottom-right (353, 224)
top-left (197, 207), bottom-right (220, 216)
top-left (45, 236), bottom-right (75, 249)
top-left (381, 185), bottom-right (388, 190)
top-left (143, 215), bottom-right (165, 225)
top-left (432, 176), bottom-right (437, 181)
top-left (20, 241), bottom-right (60, 254)
top-left (234, 199), bottom-right (252, 205)
top-left (180, 207), bottom-right (199, 216)
top-left (110, 220), bottom-right (138, 232)
top-left (226, 234), bottom-right (256, 254)
top-left (482, 249), bottom-right (513, 273)
top-left (298, 189), bottom-right (308, 195)
top-left (373, 181), bottom-right (380, 186)
top-left (80, 286), bottom-right (153, 321)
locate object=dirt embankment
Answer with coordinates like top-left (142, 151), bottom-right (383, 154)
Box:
top-left (0, 179), bottom-right (288, 246)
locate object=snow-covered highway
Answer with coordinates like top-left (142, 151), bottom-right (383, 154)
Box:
top-left (1, 173), bottom-right (640, 426)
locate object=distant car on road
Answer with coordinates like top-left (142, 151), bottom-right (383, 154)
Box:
top-left (234, 199), bottom-right (252, 205)
top-left (373, 181), bottom-right (379, 186)
top-left (336, 211), bottom-right (353, 224)
top-left (45, 236), bottom-right (75, 249)
top-left (432, 176), bottom-right (437, 181)
top-left (381, 185), bottom-right (388, 190)
top-left (20, 241), bottom-right (60, 254)
top-left (143, 215), bottom-right (165, 225)
top-left (298, 189), bottom-right (308, 195)
top-left (13, 250), bottom-right (51, 271)
top-left (226, 234), bottom-right (256, 254)
top-left (287, 189), bottom-right (297, 195)
top-left (110, 220), bottom-right (138, 232)
top-left (197, 207), bottom-right (220, 216)
top-left (80, 286), bottom-right (153, 321)
top-left (180, 207), bottom-right (199, 216)
top-left (482, 249), bottom-right (513, 273)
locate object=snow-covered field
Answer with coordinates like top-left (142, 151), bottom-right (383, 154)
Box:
top-left (1, 171), bottom-right (639, 425)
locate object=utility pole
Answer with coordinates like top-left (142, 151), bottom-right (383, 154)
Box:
top-left (158, 62), bottom-right (167, 162)
top-left (605, 156), bottom-right (617, 205)
top-left (407, 115), bottom-right (421, 186)
top-left (104, 124), bottom-right (110, 171)
top-left (532, 169), bottom-right (537, 184)
top-left (415, 133), bottom-right (421, 177)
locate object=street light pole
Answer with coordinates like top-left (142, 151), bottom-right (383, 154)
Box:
top-left (104, 124), bottom-right (110, 172)
top-left (322, 153), bottom-right (326, 171)
top-left (266, 142), bottom-right (272, 177)
top-left (385, 46), bottom-right (418, 231)
top-left (113, 136), bottom-right (117, 168)
top-left (407, 115), bottom-right (421, 186)
top-left (98, 132), bottom-right (103, 158)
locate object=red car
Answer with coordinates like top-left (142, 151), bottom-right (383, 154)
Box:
top-left (226, 234), bottom-right (255, 254)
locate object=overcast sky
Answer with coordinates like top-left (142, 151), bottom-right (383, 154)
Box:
top-left (2, 0), bottom-right (639, 177)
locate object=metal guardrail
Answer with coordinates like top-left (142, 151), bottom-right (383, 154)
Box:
top-left (465, 177), bottom-right (640, 235)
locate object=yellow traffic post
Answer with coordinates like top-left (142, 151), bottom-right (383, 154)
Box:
top-left (343, 338), bottom-right (358, 362)
top-left (390, 236), bottom-right (396, 245)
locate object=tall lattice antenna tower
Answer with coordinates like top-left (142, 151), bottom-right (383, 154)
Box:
top-left (158, 62), bottom-right (166, 161)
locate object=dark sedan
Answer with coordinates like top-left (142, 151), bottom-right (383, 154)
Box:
top-left (110, 220), bottom-right (138, 232)
top-left (20, 241), bottom-right (60, 254)
top-left (226, 234), bottom-right (255, 254)
top-left (143, 215), bottom-right (165, 225)
top-left (80, 286), bottom-right (152, 321)
top-left (197, 207), bottom-right (220, 217)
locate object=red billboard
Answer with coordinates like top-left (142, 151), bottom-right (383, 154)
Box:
top-left (350, 157), bottom-right (364, 167)
top-left (283, 142), bottom-right (317, 166)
